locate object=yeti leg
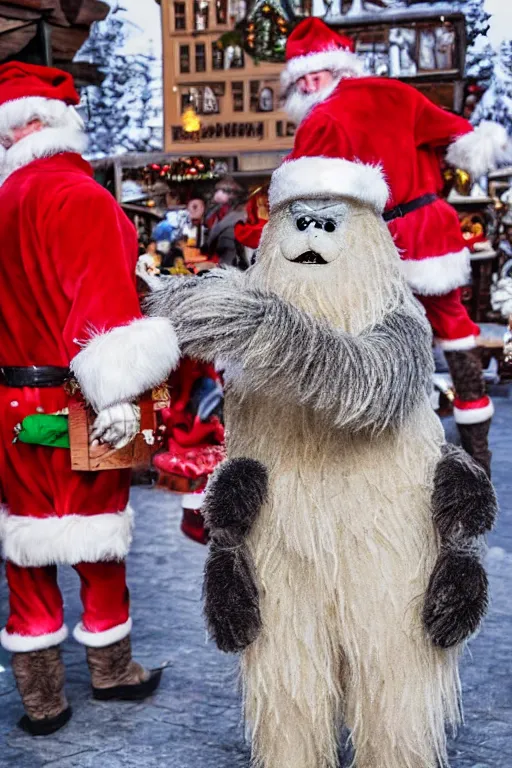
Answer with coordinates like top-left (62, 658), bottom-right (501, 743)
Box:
top-left (203, 458), bottom-right (268, 652)
top-left (242, 570), bottom-right (343, 768)
top-left (424, 444), bottom-right (498, 648)
top-left (341, 637), bottom-right (460, 768)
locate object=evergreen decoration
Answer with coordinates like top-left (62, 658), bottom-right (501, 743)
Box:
top-left (242, 0), bottom-right (291, 63)
top-left (137, 158), bottom-right (220, 186)
top-left (472, 40), bottom-right (512, 135)
top-left (75, 9), bottom-right (163, 158)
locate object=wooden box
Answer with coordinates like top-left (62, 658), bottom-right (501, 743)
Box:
top-left (69, 396), bottom-right (156, 472)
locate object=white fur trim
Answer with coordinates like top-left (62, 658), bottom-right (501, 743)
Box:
top-left (0, 123), bottom-right (87, 185)
top-left (0, 96), bottom-right (83, 137)
top-left (446, 121), bottom-right (512, 179)
top-left (269, 157), bottom-right (389, 213)
top-left (281, 49), bottom-right (363, 92)
top-left (438, 335), bottom-right (477, 351)
top-left (71, 317), bottom-right (180, 413)
top-left (0, 506), bottom-right (134, 567)
top-left (73, 617), bottom-right (132, 648)
top-left (182, 492), bottom-right (205, 510)
top-left (453, 400), bottom-right (494, 425)
top-left (400, 248), bottom-right (471, 296)
top-left (1, 624), bottom-right (68, 653)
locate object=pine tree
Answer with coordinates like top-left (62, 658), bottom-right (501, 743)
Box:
top-left (471, 40), bottom-right (512, 133)
top-left (76, 10), bottom-right (163, 158)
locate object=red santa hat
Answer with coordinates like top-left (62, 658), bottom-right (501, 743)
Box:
top-left (269, 156), bottom-right (389, 213)
top-left (0, 62), bottom-right (80, 139)
top-left (281, 18), bottom-right (362, 93)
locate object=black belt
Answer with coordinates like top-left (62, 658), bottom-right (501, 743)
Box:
top-left (0, 366), bottom-right (70, 388)
top-left (383, 193), bottom-right (438, 223)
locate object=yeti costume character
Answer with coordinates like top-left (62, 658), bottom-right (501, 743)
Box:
top-left (149, 157), bottom-right (497, 768)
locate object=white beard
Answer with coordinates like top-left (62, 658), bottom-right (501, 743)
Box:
top-left (283, 77), bottom-right (342, 126)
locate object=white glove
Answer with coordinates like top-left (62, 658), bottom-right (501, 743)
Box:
top-left (90, 403), bottom-right (141, 450)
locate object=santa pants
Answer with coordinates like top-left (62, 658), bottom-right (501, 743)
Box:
top-left (418, 289), bottom-right (493, 425)
top-left (1, 560), bottom-right (131, 653)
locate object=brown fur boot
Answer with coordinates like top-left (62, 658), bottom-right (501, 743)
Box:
top-left (86, 635), bottom-right (163, 701)
top-left (444, 350), bottom-right (492, 477)
top-left (12, 647), bottom-right (72, 736)
top-left (457, 418), bottom-right (493, 478)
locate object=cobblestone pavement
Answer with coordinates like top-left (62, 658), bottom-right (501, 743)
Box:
top-left (0, 400), bottom-right (511, 768)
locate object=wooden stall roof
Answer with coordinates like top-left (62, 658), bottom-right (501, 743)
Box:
top-left (0, 0), bottom-right (109, 84)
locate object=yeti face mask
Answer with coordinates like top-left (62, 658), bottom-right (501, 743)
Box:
top-left (280, 199), bottom-right (351, 266)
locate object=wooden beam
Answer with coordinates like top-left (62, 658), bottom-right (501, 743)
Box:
top-left (48, 21), bottom-right (88, 60)
top-left (56, 59), bottom-right (105, 86)
top-left (0, 21), bottom-right (36, 58)
top-left (0, 3), bottom-right (41, 20)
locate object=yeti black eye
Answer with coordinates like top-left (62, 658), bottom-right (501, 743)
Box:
top-left (324, 220), bottom-right (336, 233)
top-left (296, 216), bottom-right (311, 231)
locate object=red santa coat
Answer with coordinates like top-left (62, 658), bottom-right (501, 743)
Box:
top-left (289, 77), bottom-right (475, 297)
top-left (0, 151), bottom-right (179, 569)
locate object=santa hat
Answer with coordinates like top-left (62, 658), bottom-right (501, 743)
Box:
top-left (281, 18), bottom-right (363, 93)
top-left (269, 156), bottom-right (389, 214)
top-left (0, 62), bottom-right (80, 139)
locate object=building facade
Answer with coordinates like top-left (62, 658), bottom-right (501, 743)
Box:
top-left (158, 0), bottom-right (303, 167)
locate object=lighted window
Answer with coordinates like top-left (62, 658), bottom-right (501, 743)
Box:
top-left (194, 0), bottom-right (209, 31)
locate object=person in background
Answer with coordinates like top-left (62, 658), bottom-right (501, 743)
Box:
top-left (206, 196), bottom-right (248, 268)
top-left (204, 176), bottom-right (243, 231)
top-left (274, 17), bottom-right (512, 475)
top-left (152, 188), bottom-right (193, 253)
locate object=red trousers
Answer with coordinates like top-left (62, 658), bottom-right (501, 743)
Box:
top-left (418, 289), bottom-right (479, 349)
top-left (2, 560), bottom-right (131, 653)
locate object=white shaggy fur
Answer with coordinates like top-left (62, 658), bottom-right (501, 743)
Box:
top-left (73, 617), bottom-right (133, 648)
top-left (1, 624), bottom-right (69, 653)
top-left (0, 96), bottom-right (83, 138)
top-left (446, 121), bottom-right (512, 179)
top-left (269, 158), bottom-right (389, 214)
top-left (281, 49), bottom-right (363, 93)
top-left (71, 316), bottom-right (180, 412)
top-left (231, 206), bottom-right (461, 767)
top-left (400, 248), bottom-right (471, 296)
top-left (0, 506), bottom-right (134, 567)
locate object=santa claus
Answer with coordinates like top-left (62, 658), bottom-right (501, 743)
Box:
top-left (277, 17), bottom-right (512, 476)
top-left (0, 63), bottom-right (180, 734)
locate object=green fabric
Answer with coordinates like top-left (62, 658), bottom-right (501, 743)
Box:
top-left (16, 414), bottom-right (70, 449)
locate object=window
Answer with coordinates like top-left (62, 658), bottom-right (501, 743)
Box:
top-left (232, 82), bottom-right (244, 112)
top-left (194, 0), bottom-right (209, 31)
top-left (250, 81), bottom-right (260, 112)
top-left (179, 45), bottom-right (190, 74)
top-left (174, 2), bottom-right (186, 30)
top-left (195, 43), bottom-right (206, 72)
top-left (212, 42), bottom-right (224, 70)
top-left (216, 0), bottom-right (228, 24)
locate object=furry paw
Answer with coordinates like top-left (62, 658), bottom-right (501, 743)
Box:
top-left (423, 550), bottom-right (488, 648)
top-left (204, 536), bottom-right (262, 653)
top-left (433, 445), bottom-right (497, 540)
top-left (204, 458), bottom-right (268, 536)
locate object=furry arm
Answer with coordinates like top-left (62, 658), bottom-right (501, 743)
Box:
top-left (149, 272), bottom-right (433, 432)
top-left (423, 445), bottom-right (497, 649)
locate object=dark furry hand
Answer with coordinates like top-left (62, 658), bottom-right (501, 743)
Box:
top-left (204, 535), bottom-right (262, 653)
top-left (423, 550), bottom-right (488, 648)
